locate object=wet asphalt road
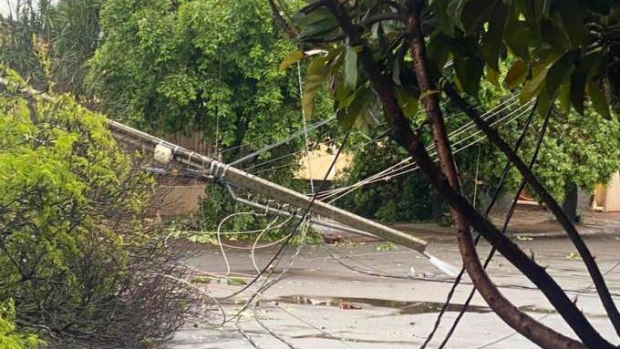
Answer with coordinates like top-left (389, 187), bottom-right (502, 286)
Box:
top-left (167, 233), bottom-right (620, 349)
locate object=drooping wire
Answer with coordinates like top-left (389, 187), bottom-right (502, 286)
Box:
top-left (227, 117), bottom-right (335, 167)
top-left (474, 259), bottom-right (620, 349)
top-left (318, 99), bottom-right (532, 202)
top-left (297, 61), bottom-right (315, 193)
top-left (214, 53), bottom-right (222, 158)
top-left (472, 143), bottom-right (481, 208)
top-left (219, 127), bottom-right (353, 299)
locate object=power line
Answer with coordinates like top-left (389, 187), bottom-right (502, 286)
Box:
top-left (319, 100), bottom-right (533, 203)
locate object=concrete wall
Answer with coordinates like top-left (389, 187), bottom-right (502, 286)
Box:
top-left (595, 172), bottom-right (620, 212)
top-left (152, 185), bottom-right (206, 217)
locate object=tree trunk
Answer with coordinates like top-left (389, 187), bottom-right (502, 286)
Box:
top-left (406, 2), bottom-right (597, 348)
top-left (563, 182), bottom-right (579, 223)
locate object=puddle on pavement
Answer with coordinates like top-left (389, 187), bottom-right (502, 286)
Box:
top-left (274, 296), bottom-right (566, 317)
top-left (273, 296), bottom-right (493, 315)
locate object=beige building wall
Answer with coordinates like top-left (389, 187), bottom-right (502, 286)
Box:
top-left (594, 171), bottom-right (620, 212)
top-left (295, 144), bottom-right (353, 181)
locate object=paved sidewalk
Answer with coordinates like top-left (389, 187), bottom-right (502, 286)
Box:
top-left (380, 208), bottom-right (620, 241)
top-left (169, 234), bottom-right (620, 349)
top-left (492, 208), bottom-right (620, 238)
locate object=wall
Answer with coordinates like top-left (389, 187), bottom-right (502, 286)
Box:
top-left (594, 171), bottom-right (620, 212)
top-left (152, 185), bottom-right (206, 217)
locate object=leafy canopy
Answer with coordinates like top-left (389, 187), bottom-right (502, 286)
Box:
top-left (286, 0), bottom-right (620, 207)
top-left (91, 0), bottom-right (332, 155)
top-left (0, 300), bottom-right (41, 349)
top-left (288, 0), bottom-right (620, 124)
top-left (0, 0), bottom-right (102, 96)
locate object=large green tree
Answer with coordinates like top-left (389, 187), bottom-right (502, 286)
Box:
top-left (90, 0), bottom-right (331, 159)
top-left (90, 0), bottom-right (340, 234)
top-left (283, 1), bottom-right (620, 348)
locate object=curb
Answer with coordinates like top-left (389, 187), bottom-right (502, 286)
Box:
top-left (506, 224), bottom-right (620, 238)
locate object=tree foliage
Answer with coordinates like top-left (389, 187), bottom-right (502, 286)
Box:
top-left (90, 0), bottom-right (342, 234)
top-left (0, 70), bottom-right (194, 348)
top-left (91, 0), bottom-right (331, 153)
top-left (0, 301), bottom-right (41, 349)
top-left (287, 1), bottom-right (620, 210)
top-left (289, 0), bottom-right (620, 124)
top-left (337, 141), bottom-right (433, 222)
top-left (0, 0), bottom-right (102, 96)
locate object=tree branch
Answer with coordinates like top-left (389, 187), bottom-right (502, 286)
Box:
top-left (406, 2), bottom-right (607, 348)
top-left (321, 0), bottom-right (613, 348)
top-left (443, 80), bottom-right (620, 338)
top-left (267, 0), bottom-right (299, 39)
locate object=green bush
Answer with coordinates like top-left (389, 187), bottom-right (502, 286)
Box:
top-left (337, 141), bottom-right (434, 223)
top-left (0, 70), bottom-right (194, 348)
top-left (0, 300), bottom-right (41, 349)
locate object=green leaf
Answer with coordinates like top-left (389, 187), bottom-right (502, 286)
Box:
top-left (394, 87), bottom-right (419, 119)
top-left (454, 54), bottom-right (484, 96)
top-left (588, 75), bottom-right (612, 120)
top-left (335, 84), bottom-right (354, 111)
top-left (431, 0), bottom-right (456, 37)
top-left (303, 56), bottom-right (330, 118)
top-left (447, 0), bottom-right (467, 32)
top-left (427, 33), bottom-right (453, 71)
top-left (338, 86), bottom-right (373, 129)
top-left (558, 0), bottom-right (586, 48)
top-left (461, 0), bottom-right (497, 35)
top-left (293, 8), bottom-right (338, 41)
top-left (486, 66), bottom-right (500, 86)
top-left (279, 50), bottom-right (304, 72)
top-left (504, 18), bottom-right (536, 61)
top-left (392, 44), bottom-right (408, 85)
top-left (344, 43), bottom-right (358, 90)
top-left (226, 277), bottom-right (248, 286)
top-left (515, 0), bottom-right (536, 22)
top-left (481, 1), bottom-right (509, 72)
top-left (569, 67), bottom-right (587, 115)
top-left (558, 80), bottom-right (571, 114)
top-left (540, 17), bottom-right (570, 50)
top-left (538, 51), bottom-right (576, 116)
top-left (520, 52), bottom-right (563, 104)
top-left (504, 60), bottom-right (527, 89)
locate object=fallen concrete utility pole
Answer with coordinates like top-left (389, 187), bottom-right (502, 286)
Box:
top-left (109, 120), bottom-right (427, 252)
top-left (0, 76), bottom-right (458, 277)
top-left (225, 184), bottom-right (378, 239)
top-left (109, 121), bottom-right (460, 277)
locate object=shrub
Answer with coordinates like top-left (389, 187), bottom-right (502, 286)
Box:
top-left (337, 141), bottom-right (434, 223)
top-left (0, 70), bottom-right (195, 348)
top-left (0, 300), bottom-right (41, 349)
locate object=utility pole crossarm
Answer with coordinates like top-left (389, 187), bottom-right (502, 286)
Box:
top-left (108, 120), bottom-right (428, 253)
